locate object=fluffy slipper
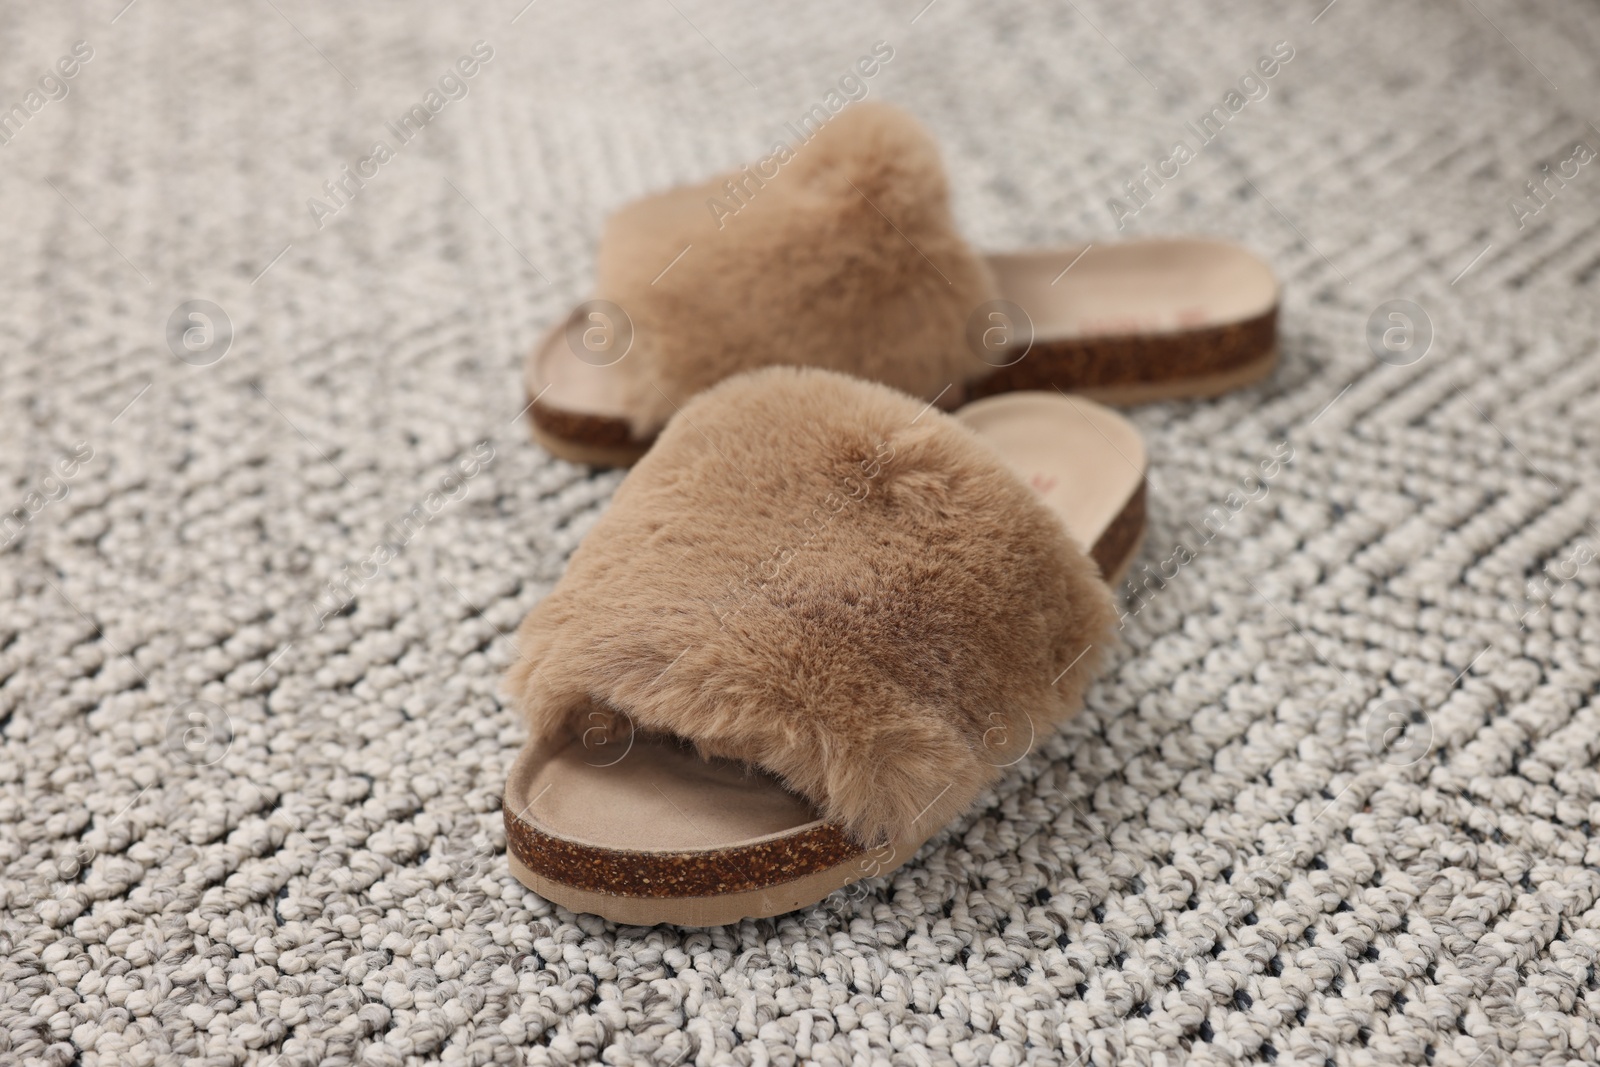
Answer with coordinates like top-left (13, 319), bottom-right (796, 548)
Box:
top-left (527, 102), bottom-right (1275, 466)
top-left (502, 366), bottom-right (1146, 925)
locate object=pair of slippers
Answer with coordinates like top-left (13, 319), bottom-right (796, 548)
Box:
top-left (502, 104), bottom-right (1279, 926)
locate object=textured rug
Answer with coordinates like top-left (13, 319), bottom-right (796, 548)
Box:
top-left (4, 1), bottom-right (1600, 1064)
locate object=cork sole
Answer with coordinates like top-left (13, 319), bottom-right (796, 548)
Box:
top-left (526, 239), bottom-right (1276, 466)
top-left (1064, 346), bottom-right (1277, 407)
top-left (529, 420), bottom-right (650, 469)
top-left (503, 394), bottom-right (1147, 926)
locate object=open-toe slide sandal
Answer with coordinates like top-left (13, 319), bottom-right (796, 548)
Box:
top-left (528, 101), bottom-right (1275, 467)
top-left (503, 366), bottom-right (1146, 925)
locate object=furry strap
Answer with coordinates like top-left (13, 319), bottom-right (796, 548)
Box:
top-left (506, 368), bottom-right (1115, 847)
top-left (594, 103), bottom-right (1000, 438)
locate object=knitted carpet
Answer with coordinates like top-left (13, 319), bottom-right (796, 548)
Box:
top-left (3, 1), bottom-right (1599, 1064)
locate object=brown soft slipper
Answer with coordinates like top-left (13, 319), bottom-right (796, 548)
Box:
top-left (527, 102), bottom-right (1276, 467)
top-left (501, 366), bottom-right (1146, 925)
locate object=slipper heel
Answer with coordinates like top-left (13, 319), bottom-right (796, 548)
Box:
top-left (967, 241), bottom-right (1279, 405)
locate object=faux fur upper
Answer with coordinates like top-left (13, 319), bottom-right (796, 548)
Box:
top-left (506, 367), bottom-right (1117, 847)
top-left (594, 102), bottom-right (1000, 438)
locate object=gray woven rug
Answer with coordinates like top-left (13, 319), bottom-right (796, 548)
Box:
top-left (4, 1), bottom-right (1600, 1064)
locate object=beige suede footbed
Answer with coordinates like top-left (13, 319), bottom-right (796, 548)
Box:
top-left (502, 392), bottom-right (1146, 926)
